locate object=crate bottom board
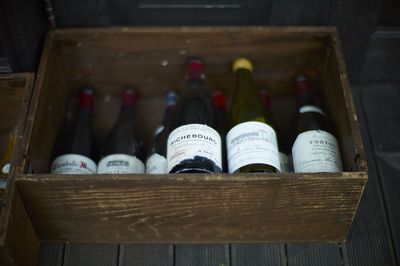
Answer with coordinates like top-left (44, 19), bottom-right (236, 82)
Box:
top-left (15, 173), bottom-right (366, 243)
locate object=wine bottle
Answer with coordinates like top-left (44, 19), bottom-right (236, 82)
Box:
top-left (146, 91), bottom-right (177, 174)
top-left (167, 58), bottom-right (222, 173)
top-left (51, 88), bottom-right (97, 174)
top-left (259, 89), bottom-right (293, 172)
top-left (0, 126), bottom-right (17, 174)
top-left (211, 90), bottom-right (228, 172)
top-left (98, 89), bottom-right (144, 174)
top-left (291, 75), bottom-right (343, 172)
top-left (226, 58), bottom-right (280, 173)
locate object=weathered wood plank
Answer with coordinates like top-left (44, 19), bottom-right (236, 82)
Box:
top-left (343, 87), bottom-right (397, 265)
top-left (286, 243), bottom-right (342, 266)
top-left (63, 244), bottom-right (118, 266)
top-left (269, 0), bottom-right (330, 25)
top-left (17, 173), bottom-right (365, 242)
top-left (0, 0), bottom-right (47, 72)
top-left (375, 153), bottom-right (400, 262)
top-left (328, 0), bottom-right (383, 81)
top-left (360, 83), bottom-right (400, 152)
top-left (0, 73), bottom-right (36, 266)
top-left (360, 31), bottom-right (400, 83)
top-left (175, 244), bottom-right (229, 266)
top-left (53, 0), bottom-right (270, 26)
top-left (38, 243), bottom-right (64, 266)
top-left (359, 83), bottom-right (400, 262)
top-left (0, 184), bottom-right (39, 266)
top-left (230, 244), bottom-right (283, 266)
top-left (119, 244), bottom-right (173, 266)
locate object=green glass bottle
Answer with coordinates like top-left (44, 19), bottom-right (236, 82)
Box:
top-left (291, 75), bottom-right (343, 172)
top-left (226, 58), bottom-right (280, 173)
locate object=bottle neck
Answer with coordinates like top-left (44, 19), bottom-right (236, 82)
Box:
top-left (211, 91), bottom-right (226, 111)
top-left (296, 91), bottom-right (318, 109)
top-left (235, 68), bottom-right (256, 104)
top-left (162, 105), bottom-right (174, 126)
top-left (118, 104), bottom-right (135, 124)
top-left (77, 96), bottom-right (93, 122)
top-left (186, 76), bottom-right (205, 91)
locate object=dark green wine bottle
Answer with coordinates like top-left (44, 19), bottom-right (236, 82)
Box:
top-left (226, 58), bottom-right (280, 173)
top-left (146, 91), bottom-right (177, 174)
top-left (167, 58), bottom-right (222, 173)
top-left (291, 75), bottom-right (343, 172)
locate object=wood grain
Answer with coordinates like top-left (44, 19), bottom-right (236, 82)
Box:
top-left (0, 73), bottom-right (34, 176)
top-left (343, 86), bottom-right (397, 265)
top-left (119, 244), bottom-right (173, 266)
top-left (63, 243), bottom-right (118, 266)
top-left (328, 0), bottom-right (383, 81)
top-left (359, 84), bottom-right (400, 262)
top-left (0, 73), bottom-right (35, 266)
top-left (175, 244), bottom-right (229, 266)
top-left (0, 182), bottom-right (39, 266)
top-left (286, 243), bottom-right (343, 266)
top-left (360, 30), bottom-right (400, 83)
top-left (16, 173), bottom-right (365, 242)
top-left (38, 243), bottom-right (64, 266)
top-left (230, 244), bottom-right (283, 266)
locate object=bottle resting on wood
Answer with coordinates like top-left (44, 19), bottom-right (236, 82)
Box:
top-left (291, 75), bottom-right (343, 173)
top-left (167, 58), bottom-right (222, 173)
top-left (226, 58), bottom-right (280, 173)
top-left (51, 88), bottom-right (97, 174)
top-left (98, 88), bottom-right (145, 174)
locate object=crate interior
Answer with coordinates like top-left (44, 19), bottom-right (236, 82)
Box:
top-left (0, 75), bottom-right (30, 181)
top-left (26, 28), bottom-right (359, 174)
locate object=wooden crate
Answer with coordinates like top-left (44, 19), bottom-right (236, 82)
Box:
top-left (0, 73), bottom-right (37, 266)
top-left (1, 27), bottom-right (367, 265)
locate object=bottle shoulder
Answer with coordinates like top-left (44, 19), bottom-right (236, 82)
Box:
top-left (296, 112), bottom-right (332, 134)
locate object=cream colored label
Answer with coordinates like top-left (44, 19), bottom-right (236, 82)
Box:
top-left (167, 124), bottom-right (222, 172)
top-left (292, 130), bottom-right (343, 172)
top-left (1, 163), bottom-right (10, 174)
top-left (51, 154), bottom-right (97, 174)
top-left (98, 154), bottom-right (145, 174)
top-left (226, 121), bottom-right (280, 173)
top-left (146, 153), bottom-right (167, 174)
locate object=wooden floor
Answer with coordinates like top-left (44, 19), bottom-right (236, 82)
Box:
top-left (38, 31), bottom-right (400, 265)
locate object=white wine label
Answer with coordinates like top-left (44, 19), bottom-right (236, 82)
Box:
top-left (146, 153), bottom-right (167, 174)
top-left (279, 152), bottom-right (292, 173)
top-left (292, 130), bottom-right (343, 173)
top-left (226, 121), bottom-right (280, 173)
top-left (1, 163), bottom-right (10, 174)
top-left (51, 154), bottom-right (97, 174)
top-left (299, 105), bottom-right (325, 115)
top-left (98, 154), bottom-right (145, 174)
top-left (167, 124), bottom-right (222, 172)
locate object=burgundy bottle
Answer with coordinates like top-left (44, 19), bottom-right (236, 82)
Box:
top-left (211, 90), bottom-right (228, 172)
top-left (51, 88), bottom-right (97, 174)
top-left (291, 75), bottom-right (343, 172)
top-left (167, 58), bottom-right (222, 173)
top-left (146, 91), bottom-right (177, 174)
top-left (98, 89), bottom-right (144, 174)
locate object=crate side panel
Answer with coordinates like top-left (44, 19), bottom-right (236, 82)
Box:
top-left (17, 174), bottom-right (365, 242)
